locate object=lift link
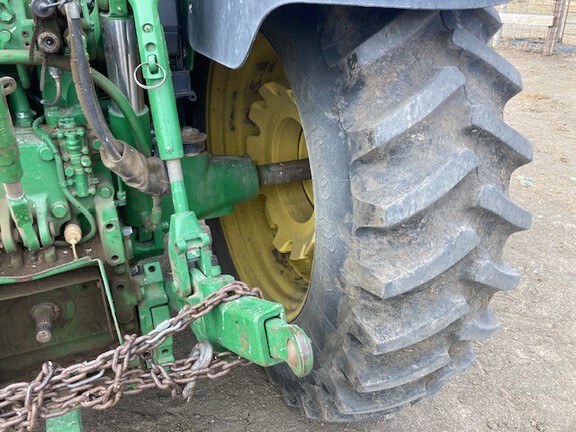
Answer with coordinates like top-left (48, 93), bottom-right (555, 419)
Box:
top-left (0, 76), bottom-right (40, 250)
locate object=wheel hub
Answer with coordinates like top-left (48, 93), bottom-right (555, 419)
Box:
top-left (206, 35), bottom-right (313, 321)
top-left (247, 82), bottom-right (315, 261)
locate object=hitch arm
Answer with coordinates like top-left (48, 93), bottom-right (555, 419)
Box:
top-left (185, 276), bottom-right (314, 377)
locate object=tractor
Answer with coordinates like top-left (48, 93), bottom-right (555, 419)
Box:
top-left (0, 0), bottom-right (532, 430)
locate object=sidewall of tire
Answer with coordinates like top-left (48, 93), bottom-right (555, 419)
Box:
top-left (261, 7), bottom-right (354, 385)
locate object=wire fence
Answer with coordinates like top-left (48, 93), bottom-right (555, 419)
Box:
top-left (493, 0), bottom-right (576, 54)
top-left (559, 0), bottom-right (576, 48)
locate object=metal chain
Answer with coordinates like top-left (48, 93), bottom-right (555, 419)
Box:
top-left (0, 281), bottom-right (262, 432)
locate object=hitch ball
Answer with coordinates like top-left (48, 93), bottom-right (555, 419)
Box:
top-left (31, 303), bottom-right (60, 343)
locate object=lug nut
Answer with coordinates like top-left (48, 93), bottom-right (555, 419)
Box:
top-left (31, 303), bottom-right (59, 343)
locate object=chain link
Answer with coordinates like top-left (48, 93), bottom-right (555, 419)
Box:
top-left (0, 281), bottom-right (263, 432)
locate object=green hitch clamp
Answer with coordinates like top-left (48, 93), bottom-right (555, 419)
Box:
top-left (189, 275), bottom-right (314, 378)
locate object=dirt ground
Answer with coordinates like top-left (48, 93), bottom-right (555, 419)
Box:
top-left (81, 50), bottom-right (576, 431)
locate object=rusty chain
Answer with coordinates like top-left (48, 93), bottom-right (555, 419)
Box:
top-left (0, 281), bottom-right (263, 432)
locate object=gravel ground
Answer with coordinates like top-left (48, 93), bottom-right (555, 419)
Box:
top-left (81, 49), bottom-right (576, 432)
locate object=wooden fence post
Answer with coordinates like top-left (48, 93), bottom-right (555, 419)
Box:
top-left (544, 0), bottom-right (565, 54)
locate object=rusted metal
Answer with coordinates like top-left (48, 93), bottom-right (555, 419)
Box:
top-left (0, 281), bottom-right (261, 432)
top-left (257, 159), bottom-right (311, 187)
top-left (181, 127), bottom-right (207, 156)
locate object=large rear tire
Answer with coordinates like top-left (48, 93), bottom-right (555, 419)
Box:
top-left (207, 5), bottom-right (532, 421)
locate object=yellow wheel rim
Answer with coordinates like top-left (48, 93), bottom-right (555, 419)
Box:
top-left (207, 35), bottom-right (313, 321)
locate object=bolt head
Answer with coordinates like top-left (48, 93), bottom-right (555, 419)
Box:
top-left (51, 202), bottom-right (68, 219)
top-left (0, 12), bottom-right (13, 23)
top-left (99, 185), bottom-right (113, 198)
top-left (36, 330), bottom-right (52, 343)
top-left (80, 155), bottom-right (91, 167)
top-left (122, 226), bottom-right (134, 237)
top-left (114, 264), bottom-right (127, 275)
top-left (38, 145), bottom-right (54, 161)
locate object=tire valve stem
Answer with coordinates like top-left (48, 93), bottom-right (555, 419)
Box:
top-left (31, 303), bottom-right (59, 344)
top-left (64, 222), bottom-right (82, 260)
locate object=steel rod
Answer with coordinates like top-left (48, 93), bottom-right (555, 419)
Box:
top-left (257, 159), bottom-right (312, 187)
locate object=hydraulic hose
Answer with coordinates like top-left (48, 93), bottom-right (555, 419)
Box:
top-left (33, 117), bottom-right (97, 244)
top-left (64, 2), bottom-right (167, 196)
top-left (0, 50), bottom-right (150, 156)
top-left (0, 51), bottom-right (150, 155)
top-left (65, 1), bottom-right (123, 160)
top-left (91, 68), bottom-right (151, 157)
top-left (0, 23), bottom-right (168, 197)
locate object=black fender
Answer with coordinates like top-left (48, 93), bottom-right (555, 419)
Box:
top-left (187, 0), bottom-right (505, 68)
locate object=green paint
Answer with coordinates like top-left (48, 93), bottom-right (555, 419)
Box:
top-left (193, 284), bottom-right (284, 366)
top-left (15, 63), bottom-right (29, 89)
top-left (0, 1), bottom-right (315, 396)
top-left (265, 318), bottom-right (314, 377)
top-left (128, 0), bottom-right (184, 160)
top-left (108, 107), bottom-right (152, 157)
top-left (7, 84), bottom-right (32, 127)
top-left (170, 178), bottom-right (190, 214)
top-left (109, 106), bottom-right (157, 232)
top-left (92, 257), bottom-right (123, 343)
top-left (107, 0), bottom-right (129, 18)
top-left (0, 89), bottom-right (42, 249)
top-left (136, 261), bottom-right (174, 364)
top-left (46, 409), bottom-right (83, 432)
top-left (167, 210), bottom-right (210, 297)
top-left (0, 257), bottom-right (90, 284)
top-left (177, 270), bottom-right (313, 376)
top-left (41, 70), bottom-right (80, 110)
top-left (162, 154), bottom-right (259, 220)
top-left (0, 81), bottom-right (23, 184)
top-left (6, 194), bottom-right (40, 249)
top-left (130, 227), bottom-right (165, 262)
top-left (33, 118), bottom-right (97, 243)
top-left (61, 129), bottom-right (91, 198)
top-left (0, 0), bottom-right (33, 51)
top-left (0, 51), bottom-right (150, 157)
top-left (94, 194), bottom-right (126, 267)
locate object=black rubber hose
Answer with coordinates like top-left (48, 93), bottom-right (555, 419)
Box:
top-left (66, 11), bottom-right (123, 160)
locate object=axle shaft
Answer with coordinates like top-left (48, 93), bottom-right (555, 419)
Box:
top-left (257, 159), bottom-right (311, 187)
